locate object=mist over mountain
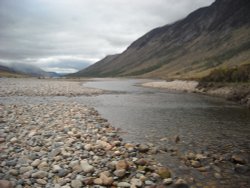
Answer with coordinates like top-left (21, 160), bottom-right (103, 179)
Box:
top-left (73, 0), bottom-right (250, 79)
top-left (0, 62), bottom-right (59, 77)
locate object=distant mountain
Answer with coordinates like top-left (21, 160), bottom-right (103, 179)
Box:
top-left (0, 64), bottom-right (26, 77)
top-left (0, 65), bottom-right (15, 73)
top-left (73, 0), bottom-right (250, 79)
top-left (0, 62), bottom-right (59, 77)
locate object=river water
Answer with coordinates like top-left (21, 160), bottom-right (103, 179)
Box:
top-left (81, 78), bottom-right (250, 187)
top-left (2, 78), bottom-right (249, 187)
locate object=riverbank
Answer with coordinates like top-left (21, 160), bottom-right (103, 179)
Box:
top-left (141, 80), bottom-right (250, 108)
top-left (0, 78), bottom-right (103, 97)
top-left (141, 80), bottom-right (199, 93)
top-left (197, 82), bottom-right (250, 108)
top-left (0, 78), bottom-right (187, 188)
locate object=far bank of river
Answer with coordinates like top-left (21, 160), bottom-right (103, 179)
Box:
top-left (141, 80), bottom-right (250, 108)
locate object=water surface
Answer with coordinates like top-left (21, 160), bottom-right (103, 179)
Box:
top-left (82, 78), bottom-right (250, 187)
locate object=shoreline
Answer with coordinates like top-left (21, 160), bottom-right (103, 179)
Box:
top-left (0, 78), bottom-right (104, 97)
top-left (1, 78), bottom-right (249, 187)
top-left (141, 80), bottom-right (199, 93)
top-left (141, 80), bottom-right (250, 108)
top-left (0, 78), bottom-right (187, 188)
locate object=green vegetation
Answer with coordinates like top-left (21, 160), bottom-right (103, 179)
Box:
top-left (127, 64), bottom-right (163, 76)
top-left (192, 41), bottom-right (250, 70)
top-left (200, 64), bottom-right (250, 83)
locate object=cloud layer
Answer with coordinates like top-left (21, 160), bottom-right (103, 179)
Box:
top-left (0, 0), bottom-right (214, 73)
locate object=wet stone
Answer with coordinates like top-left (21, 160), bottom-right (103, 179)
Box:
top-left (138, 144), bottom-right (149, 153)
top-left (231, 154), bottom-right (248, 165)
top-left (174, 179), bottom-right (189, 188)
top-left (157, 167), bottom-right (171, 179)
top-left (234, 164), bottom-right (249, 174)
top-left (163, 178), bottom-right (173, 185)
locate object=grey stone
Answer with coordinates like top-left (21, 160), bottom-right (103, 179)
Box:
top-left (36, 179), bottom-right (47, 185)
top-left (163, 178), bottom-right (173, 185)
top-left (49, 148), bottom-right (61, 158)
top-left (19, 166), bottom-right (33, 174)
top-left (31, 171), bottom-right (48, 178)
top-left (130, 178), bottom-right (142, 187)
top-left (58, 169), bottom-right (69, 177)
top-left (31, 159), bottom-right (41, 167)
top-left (113, 169), bottom-right (126, 177)
top-left (117, 182), bottom-right (131, 187)
top-left (80, 160), bottom-right (94, 173)
top-left (6, 160), bottom-right (17, 167)
top-left (71, 180), bottom-right (82, 188)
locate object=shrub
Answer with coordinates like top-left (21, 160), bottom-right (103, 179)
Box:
top-left (200, 64), bottom-right (250, 83)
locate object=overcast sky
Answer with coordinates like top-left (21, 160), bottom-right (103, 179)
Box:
top-left (0, 0), bottom-right (214, 73)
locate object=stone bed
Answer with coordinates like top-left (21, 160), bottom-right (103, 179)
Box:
top-left (0, 78), bottom-right (188, 188)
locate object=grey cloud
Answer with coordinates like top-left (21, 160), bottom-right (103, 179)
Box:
top-left (0, 0), bottom-right (214, 73)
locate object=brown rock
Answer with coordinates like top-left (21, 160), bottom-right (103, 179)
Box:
top-left (0, 180), bottom-right (13, 188)
top-left (94, 178), bottom-right (103, 185)
top-left (82, 177), bottom-right (95, 185)
top-left (116, 160), bottom-right (129, 170)
top-left (231, 154), bottom-right (248, 164)
top-left (190, 160), bottom-right (201, 168)
top-left (38, 161), bottom-right (50, 171)
top-left (157, 167), bottom-right (171, 179)
top-left (113, 169), bottom-right (126, 177)
top-left (135, 158), bottom-right (148, 166)
top-left (0, 138), bottom-right (5, 143)
top-left (174, 135), bottom-right (180, 143)
top-left (186, 152), bottom-right (196, 160)
top-left (100, 171), bottom-right (113, 185)
top-left (174, 179), bottom-right (189, 188)
top-left (125, 143), bottom-right (134, 149)
top-left (138, 144), bottom-right (149, 153)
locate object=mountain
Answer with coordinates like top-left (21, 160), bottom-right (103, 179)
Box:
top-left (73, 0), bottom-right (250, 79)
top-left (0, 62), bottom-right (59, 77)
top-left (0, 64), bottom-right (21, 77)
top-left (71, 54), bottom-right (119, 77)
top-left (0, 64), bottom-right (29, 78)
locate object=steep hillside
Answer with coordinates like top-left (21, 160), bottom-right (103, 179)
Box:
top-left (71, 54), bottom-right (119, 77)
top-left (73, 0), bottom-right (250, 79)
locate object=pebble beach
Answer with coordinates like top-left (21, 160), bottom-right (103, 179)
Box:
top-left (0, 78), bottom-right (187, 188)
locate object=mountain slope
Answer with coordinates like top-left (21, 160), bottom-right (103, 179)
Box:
top-left (0, 65), bottom-right (27, 78)
top-left (74, 0), bottom-right (250, 79)
top-left (71, 54), bottom-right (119, 77)
top-left (0, 62), bottom-right (59, 77)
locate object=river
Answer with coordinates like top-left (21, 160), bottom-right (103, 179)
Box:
top-left (2, 78), bottom-right (249, 187)
top-left (82, 78), bottom-right (250, 187)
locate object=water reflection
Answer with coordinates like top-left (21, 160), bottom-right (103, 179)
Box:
top-left (83, 79), bottom-right (250, 153)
